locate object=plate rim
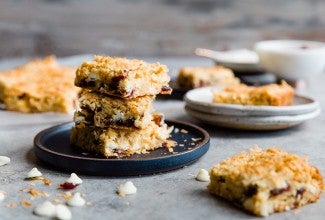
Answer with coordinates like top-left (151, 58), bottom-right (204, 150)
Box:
top-left (184, 86), bottom-right (319, 116)
top-left (185, 105), bottom-right (321, 130)
top-left (33, 120), bottom-right (210, 175)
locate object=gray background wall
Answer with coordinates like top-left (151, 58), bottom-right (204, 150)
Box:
top-left (0, 0), bottom-right (324, 58)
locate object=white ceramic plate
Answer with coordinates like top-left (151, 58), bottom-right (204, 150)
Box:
top-left (184, 87), bottom-right (319, 116)
top-left (185, 105), bottom-right (321, 131)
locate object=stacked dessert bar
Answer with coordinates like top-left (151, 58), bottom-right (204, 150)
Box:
top-left (71, 56), bottom-right (173, 157)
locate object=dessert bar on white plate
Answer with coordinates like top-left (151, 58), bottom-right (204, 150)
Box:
top-left (185, 105), bottom-right (320, 130)
top-left (184, 87), bottom-right (319, 116)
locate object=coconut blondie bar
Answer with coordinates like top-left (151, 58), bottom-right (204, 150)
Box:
top-left (75, 56), bottom-right (172, 98)
top-left (176, 66), bottom-right (240, 89)
top-left (0, 56), bottom-right (79, 113)
top-left (0, 56), bottom-right (58, 101)
top-left (212, 81), bottom-right (294, 106)
top-left (208, 146), bottom-right (324, 216)
top-left (74, 90), bottom-right (156, 129)
top-left (71, 120), bottom-right (172, 158)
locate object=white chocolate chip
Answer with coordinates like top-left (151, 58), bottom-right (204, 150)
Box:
top-left (0, 156), bottom-right (10, 166)
top-left (66, 173), bottom-right (82, 185)
top-left (67, 192), bottom-right (86, 207)
top-left (56, 204), bottom-right (72, 220)
top-left (26, 168), bottom-right (42, 178)
top-left (117, 181), bottom-right (137, 196)
top-left (0, 190), bottom-right (6, 202)
top-left (195, 169), bottom-right (210, 182)
top-left (33, 201), bottom-right (56, 217)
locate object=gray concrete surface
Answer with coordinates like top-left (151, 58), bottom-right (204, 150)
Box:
top-left (0, 55), bottom-right (325, 219)
top-left (0, 0), bottom-right (324, 58)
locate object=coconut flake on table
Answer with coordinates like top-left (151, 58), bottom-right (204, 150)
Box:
top-left (26, 168), bottom-right (42, 178)
top-left (0, 156), bottom-right (10, 166)
top-left (117, 181), bottom-right (137, 196)
top-left (67, 192), bottom-right (86, 207)
top-left (195, 169), bottom-right (210, 182)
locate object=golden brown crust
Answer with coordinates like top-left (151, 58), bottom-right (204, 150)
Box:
top-left (75, 55), bottom-right (171, 98)
top-left (0, 56), bottom-right (80, 113)
top-left (212, 81), bottom-right (295, 106)
top-left (176, 66), bottom-right (240, 88)
top-left (208, 145), bottom-right (324, 216)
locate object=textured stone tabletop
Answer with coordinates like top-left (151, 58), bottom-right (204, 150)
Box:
top-left (0, 56), bottom-right (324, 220)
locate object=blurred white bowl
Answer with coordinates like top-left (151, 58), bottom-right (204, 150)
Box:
top-left (254, 40), bottom-right (325, 80)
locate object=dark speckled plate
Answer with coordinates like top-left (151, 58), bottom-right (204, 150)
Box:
top-left (33, 120), bottom-right (210, 176)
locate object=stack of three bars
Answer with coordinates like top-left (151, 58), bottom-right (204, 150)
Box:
top-left (71, 56), bottom-right (173, 158)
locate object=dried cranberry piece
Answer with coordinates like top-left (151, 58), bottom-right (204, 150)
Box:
top-left (59, 182), bottom-right (78, 190)
top-left (161, 86), bottom-right (172, 93)
top-left (270, 185), bottom-right (291, 196)
top-left (296, 187), bottom-right (306, 196)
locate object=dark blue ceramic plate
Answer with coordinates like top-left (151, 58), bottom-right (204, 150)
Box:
top-left (33, 120), bottom-right (210, 176)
